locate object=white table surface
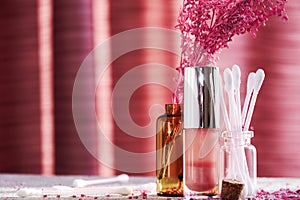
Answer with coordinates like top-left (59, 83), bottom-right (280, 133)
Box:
top-left (0, 174), bottom-right (299, 199)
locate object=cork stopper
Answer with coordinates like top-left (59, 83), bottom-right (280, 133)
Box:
top-left (221, 179), bottom-right (245, 200)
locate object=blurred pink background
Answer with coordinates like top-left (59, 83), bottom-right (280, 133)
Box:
top-left (0, 0), bottom-right (300, 177)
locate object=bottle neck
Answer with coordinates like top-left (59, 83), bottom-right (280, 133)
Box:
top-left (222, 131), bottom-right (253, 146)
top-left (165, 104), bottom-right (182, 116)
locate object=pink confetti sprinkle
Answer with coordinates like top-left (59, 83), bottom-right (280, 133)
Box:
top-left (142, 192), bottom-right (147, 199)
top-left (13, 185), bottom-right (19, 190)
top-left (19, 182), bottom-right (26, 186)
top-left (255, 188), bottom-right (300, 199)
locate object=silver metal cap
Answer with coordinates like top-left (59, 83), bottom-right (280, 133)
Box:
top-left (183, 66), bottom-right (220, 128)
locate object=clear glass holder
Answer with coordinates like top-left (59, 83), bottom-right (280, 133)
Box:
top-left (219, 130), bottom-right (257, 199)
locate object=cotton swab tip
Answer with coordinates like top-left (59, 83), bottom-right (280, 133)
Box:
top-left (232, 64), bottom-right (241, 89)
top-left (247, 72), bottom-right (255, 90)
top-left (117, 174), bottom-right (130, 183)
top-left (254, 69), bottom-right (265, 92)
top-left (16, 188), bottom-right (42, 197)
top-left (73, 174), bottom-right (129, 187)
top-left (224, 68), bottom-right (234, 93)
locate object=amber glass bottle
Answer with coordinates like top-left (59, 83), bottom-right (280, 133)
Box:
top-left (156, 104), bottom-right (183, 196)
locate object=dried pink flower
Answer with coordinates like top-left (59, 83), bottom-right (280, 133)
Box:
top-left (176, 0), bottom-right (288, 67)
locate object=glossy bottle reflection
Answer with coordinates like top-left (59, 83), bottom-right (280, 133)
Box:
top-left (183, 66), bottom-right (220, 197)
top-left (156, 104), bottom-right (183, 196)
top-left (184, 128), bottom-right (219, 195)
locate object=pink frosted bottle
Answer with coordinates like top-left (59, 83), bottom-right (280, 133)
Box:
top-left (183, 66), bottom-right (221, 198)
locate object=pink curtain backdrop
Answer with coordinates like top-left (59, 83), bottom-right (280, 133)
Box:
top-left (0, 0), bottom-right (300, 177)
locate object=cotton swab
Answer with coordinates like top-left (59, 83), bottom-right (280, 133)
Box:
top-left (73, 174), bottom-right (129, 187)
top-left (223, 68), bottom-right (238, 130)
top-left (243, 69), bottom-right (265, 131)
top-left (242, 72), bottom-right (256, 126)
top-left (17, 185), bottom-right (133, 198)
top-left (232, 64), bottom-right (242, 130)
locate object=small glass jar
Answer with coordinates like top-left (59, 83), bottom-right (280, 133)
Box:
top-left (156, 104), bottom-right (183, 196)
top-left (219, 131), bottom-right (257, 198)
